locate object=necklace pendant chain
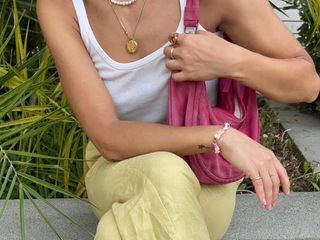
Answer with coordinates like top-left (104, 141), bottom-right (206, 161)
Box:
top-left (109, 0), bottom-right (147, 54)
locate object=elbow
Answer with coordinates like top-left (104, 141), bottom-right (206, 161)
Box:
top-left (94, 138), bottom-right (125, 162)
top-left (304, 91), bottom-right (319, 104)
top-left (92, 121), bottom-right (126, 162)
top-left (100, 149), bottom-right (124, 162)
top-left (94, 141), bottom-right (124, 162)
top-left (303, 74), bottom-right (320, 103)
top-left (294, 57), bottom-right (320, 103)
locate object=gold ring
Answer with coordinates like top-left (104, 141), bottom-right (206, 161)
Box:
top-left (270, 171), bottom-right (277, 177)
top-left (252, 176), bottom-right (262, 183)
top-left (170, 47), bottom-right (175, 59)
top-left (169, 33), bottom-right (179, 45)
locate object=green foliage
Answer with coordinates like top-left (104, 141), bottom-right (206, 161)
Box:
top-left (0, 0), bottom-right (93, 238)
top-left (0, 0), bottom-right (44, 65)
top-left (283, 0), bottom-right (320, 114)
top-left (302, 161), bottom-right (320, 191)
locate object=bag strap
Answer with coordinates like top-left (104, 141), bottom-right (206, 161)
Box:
top-left (184, 0), bottom-right (199, 33)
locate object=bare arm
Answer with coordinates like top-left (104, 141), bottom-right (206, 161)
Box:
top-left (165, 0), bottom-right (320, 103)
top-left (221, 0), bottom-right (320, 103)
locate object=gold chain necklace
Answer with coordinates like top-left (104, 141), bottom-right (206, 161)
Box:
top-left (109, 0), bottom-right (147, 54)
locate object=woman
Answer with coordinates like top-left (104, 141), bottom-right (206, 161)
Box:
top-left (37, 0), bottom-right (320, 239)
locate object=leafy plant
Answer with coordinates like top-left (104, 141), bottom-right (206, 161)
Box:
top-left (0, 0), bottom-right (93, 239)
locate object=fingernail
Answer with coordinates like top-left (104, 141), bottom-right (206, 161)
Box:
top-left (267, 204), bottom-right (272, 211)
top-left (262, 198), bottom-right (267, 205)
top-left (272, 202), bottom-right (277, 207)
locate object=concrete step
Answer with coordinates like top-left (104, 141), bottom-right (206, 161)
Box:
top-left (0, 198), bottom-right (97, 240)
top-left (222, 193), bottom-right (320, 240)
top-left (1, 193), bottom-right (319, 240)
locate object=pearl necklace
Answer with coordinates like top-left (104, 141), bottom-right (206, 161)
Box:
top-left (110, 0), bottom-right (138, 6)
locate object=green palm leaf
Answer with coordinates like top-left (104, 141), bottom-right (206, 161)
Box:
top-left (23, 184), bottom-right (94, 237)
top-left (23, 189), bottom-right (63, 240)
top-left (17, 172), bottom-right (90, 204)
top-left (0, 165), bottom-right (13, 199)
top-left (0, 1), bottom-right (91, 239)
top-left (19, 184), bottom-right (26, 240)
top-left (0, 175), bottom-right (17, 221)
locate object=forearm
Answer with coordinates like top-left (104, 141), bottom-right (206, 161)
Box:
top-left (233, 48), bottom-right (320, 103)
top-left (87, 120), bottom-right (222, 161)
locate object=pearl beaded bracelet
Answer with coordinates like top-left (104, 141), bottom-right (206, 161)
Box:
top-left (212, 123), bottom-right (230, 154)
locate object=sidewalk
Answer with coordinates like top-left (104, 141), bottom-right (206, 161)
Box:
top-left (222, 192), bottom-right (320, 240)
top-left (1, 193), bottom-right (320, 240)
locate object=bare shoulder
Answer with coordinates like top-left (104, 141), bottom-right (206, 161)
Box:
top-left (37, 0), bottom-right (74, 16)
top-left (37, 0), bottom-right (78, 32)
top-left (218, 0), bottom-right (274, 19)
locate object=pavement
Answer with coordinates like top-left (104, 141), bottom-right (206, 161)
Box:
top-left (1, 193), bottom-right (320, 240)
top-left (0, 199), bottom-right (98, 240)
top-left (222, 193), bottom-right (320, 240)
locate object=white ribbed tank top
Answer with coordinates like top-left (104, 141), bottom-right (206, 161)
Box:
top-left (71, 0), bottom-right (223, 124)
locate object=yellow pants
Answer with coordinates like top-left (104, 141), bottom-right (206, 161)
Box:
top-left (85, 141), bottom-right (241, 240)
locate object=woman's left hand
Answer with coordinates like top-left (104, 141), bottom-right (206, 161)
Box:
top-left (218, 128), bottom-right (290, 210)
top-left (164, 30), bottom-right (245, 81)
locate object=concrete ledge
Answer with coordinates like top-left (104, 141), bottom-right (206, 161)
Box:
top-left (1, 193), bottom-right (320, 240)
top-left (0, 199), bottom-right (98, 240)
top-left (222, 193), bottom-right (320, 240)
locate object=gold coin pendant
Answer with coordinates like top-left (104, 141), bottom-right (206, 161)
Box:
top-left (126, 39), bottom-right (138, 54)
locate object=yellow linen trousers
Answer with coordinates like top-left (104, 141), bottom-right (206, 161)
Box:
top-left (85, 141), bottom-right (241, 240)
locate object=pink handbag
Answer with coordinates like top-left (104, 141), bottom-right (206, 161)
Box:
top-left (167, 0), bottom-right (260, 184)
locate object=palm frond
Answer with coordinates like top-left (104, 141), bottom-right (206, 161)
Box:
top-left (0, 1), bottom-right (90, 238)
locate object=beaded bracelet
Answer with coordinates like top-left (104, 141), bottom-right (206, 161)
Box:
top-left (212, 123), bottom-right (230, 154)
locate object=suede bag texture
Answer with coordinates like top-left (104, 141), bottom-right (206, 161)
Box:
top-left (167, 0), bottom-right (260, 184)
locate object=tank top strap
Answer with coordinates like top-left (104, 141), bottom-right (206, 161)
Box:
top-left (71, 0), bottom-right (91, 48)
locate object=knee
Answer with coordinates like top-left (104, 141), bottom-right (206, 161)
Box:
top-left (94, 211), bottom-right (121, 240)
top-left (133, 152), bottom-right (200, 192)
top-left (200, 180), bottom-right (241, 240)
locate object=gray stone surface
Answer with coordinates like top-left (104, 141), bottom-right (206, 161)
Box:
top-left (268, 101), bottom-right (320, 173)
top-left (0, 199), bottom-right (97, 240)
top-left (222, 193), bottom-right (320, 240)
top-left (1, 193), bottom-right (320, 240)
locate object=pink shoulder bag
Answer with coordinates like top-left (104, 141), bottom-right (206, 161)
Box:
top-left (167, 0), bottom-right (260, 184)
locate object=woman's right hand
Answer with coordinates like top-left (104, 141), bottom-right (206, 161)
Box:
top-left (218, 128), bottom-right (290, 210)
top-left (164, 31), bottom-right (244, 82)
